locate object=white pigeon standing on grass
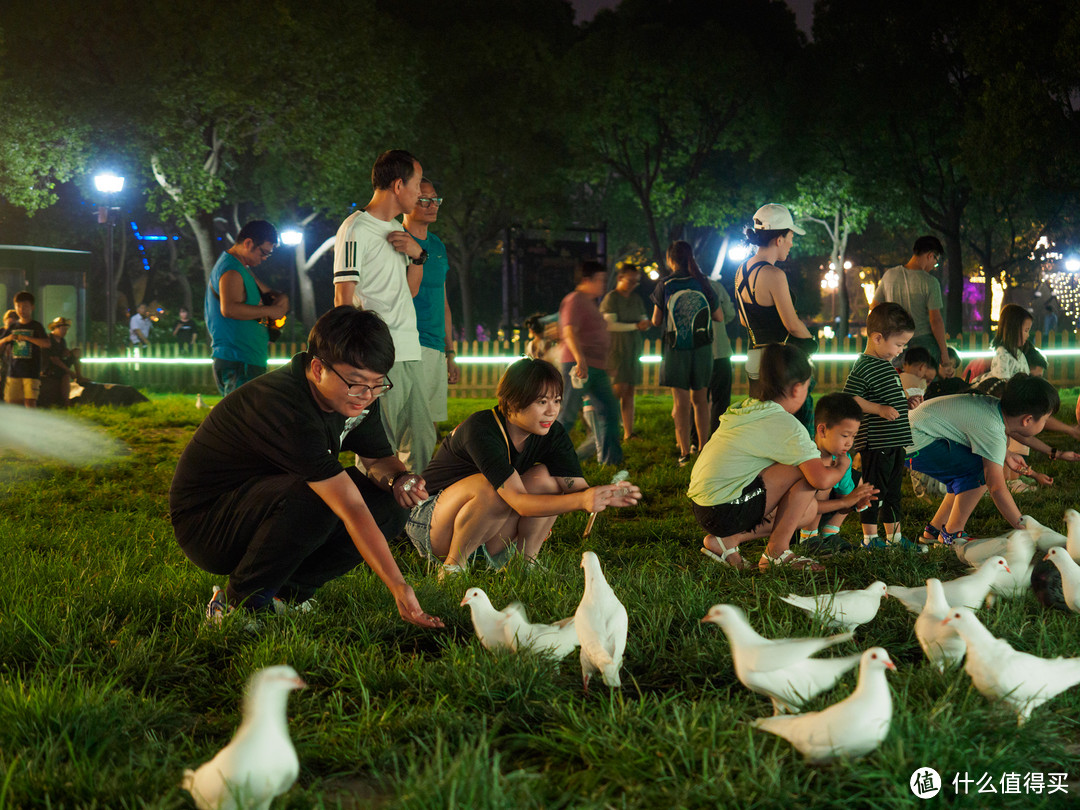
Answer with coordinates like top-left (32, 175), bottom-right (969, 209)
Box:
top-left (575, 551), bottom-right (628, 690)
top-left (182, 665), bottom-right (306, 810)
top-left (990, 531), bottom-right (1037, 599)
top-left (1043, 548), bottom-right (1080, 613)
top-left (944, 607), bottom-right (1080, 725)
top-left (701, 604), bottom-right (860, 714)
top-left (751, 648), bottom-right (896, 762)
top-left (460, 588), bottom-right (516, 651)
top-left (889, 557), bottom-right (1010, 614)
top-left (497, 603), bottom-right (579, 660)
top-left (1022, 514), bottom-right (1069, 551)
top-left (914, 579), bottom-right (966, 672)
top-left (778, 581), bottom-right (889, 632)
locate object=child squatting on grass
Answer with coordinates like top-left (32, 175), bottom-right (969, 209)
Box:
top-left (842, 301), bottom-right (923, 551)
top-left (688, 343), bottom-right (847, 572)
top-left (798, 393), bottom-right (880, 554)
top-left (406, 357), bottom-right (641, 578)
top-left (908, 374), bottom-right (1064, 545)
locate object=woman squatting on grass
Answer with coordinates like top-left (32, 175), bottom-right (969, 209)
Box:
top-left (688, 343), bottom-right (848, 572)
top-left (406, 357), bottom-right (641, 578)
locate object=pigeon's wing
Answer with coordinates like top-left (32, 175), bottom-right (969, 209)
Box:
top-left (576, 611), bottom-right (615, 671)
top-left (743, 632), bottom-right (855, 672)
top-left (608, 603), bottom-right (629, 670)
top-left (886, 585), bottom-right (926, 613)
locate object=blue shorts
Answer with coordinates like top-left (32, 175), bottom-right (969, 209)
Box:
top-left (405, 492), bottom-right (515, 569)
top-left (907, 439), bottom-right (986, 495)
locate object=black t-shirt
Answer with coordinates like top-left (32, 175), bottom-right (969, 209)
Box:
top-left (421, 407), bottom-right (582, 496)
top-left (1, 320), bottom-right (47, 378)
top-left (169, 353), bottom-right (393, 518)
top-left (42, 335), bottom-right (75, 379)
top-left (174, 320), bottom-right (197, 342)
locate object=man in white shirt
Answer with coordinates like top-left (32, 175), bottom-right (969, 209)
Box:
top-left (129, 303), bottom-right (153, 346)
top-left (333, 149), bottom-right (436, 472)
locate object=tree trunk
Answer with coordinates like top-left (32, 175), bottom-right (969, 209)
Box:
top-left (456, 246), bottom-right (474, 338)
top-left (293, 232), bottom-right (334, 328)
top-left (186, 211), bottom-right (217, 286)
top-left (943, 228), bottom-right (964, 336)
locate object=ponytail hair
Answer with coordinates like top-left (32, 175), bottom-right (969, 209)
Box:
top-left (757, 343), bottom-right (813, 402)
top-left (666, 240), bottom-right (718, 310)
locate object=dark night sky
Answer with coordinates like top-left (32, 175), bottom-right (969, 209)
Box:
top-left (573, 0), bottom-right (815, 37)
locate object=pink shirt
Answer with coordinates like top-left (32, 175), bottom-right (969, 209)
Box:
top-left (558, 290), bottom-right (609, 369)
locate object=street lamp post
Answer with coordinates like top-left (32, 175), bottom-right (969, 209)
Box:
top-left (94, 173), bottom-right (125, 354)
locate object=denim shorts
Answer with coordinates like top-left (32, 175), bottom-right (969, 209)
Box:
top-left (907, 439), bottom-right (986, 494)
top-left (406, 493), bottom-right (515, 569)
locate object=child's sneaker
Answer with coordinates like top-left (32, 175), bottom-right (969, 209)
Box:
top-left (886, 535), bottom-right (929, 554)
top-left (861, 537), bottom-right (889, 550)
top-left (804, 534), bottom-right (854, 555)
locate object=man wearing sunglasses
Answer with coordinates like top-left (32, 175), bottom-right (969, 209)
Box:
top-left (334, 150), bottom-right (437, 473)
top-left (403, 178), bottom-right (459, 433)
top-left (206, 219), bottom-right (290, 395)
top-left (170, 306), bottom-right (443, 629)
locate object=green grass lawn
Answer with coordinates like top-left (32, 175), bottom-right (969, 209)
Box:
top-left (3, 392), bottom-right (1080, 808)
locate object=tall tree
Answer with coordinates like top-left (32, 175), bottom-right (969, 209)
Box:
top-left (568, 0), bottom-right (803, 268)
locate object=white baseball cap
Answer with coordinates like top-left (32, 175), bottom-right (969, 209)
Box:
top-left (752, 203), bottom-right (805, 235)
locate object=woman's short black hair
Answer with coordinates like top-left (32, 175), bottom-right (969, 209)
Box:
top-left (307, 306), bottom-right (395, 375)
top-left (758, 343), bottom-right (813, 402)
top-left (497, 358), bottom-right (563, 414)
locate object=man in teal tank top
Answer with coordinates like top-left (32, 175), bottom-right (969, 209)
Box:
top-left (206, 220), bottom-right (290, 395)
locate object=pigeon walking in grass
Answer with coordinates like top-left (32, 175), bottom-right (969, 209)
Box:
top-left (575, 551), bottom-right (628, 690)
top-left (497, 603), bottom-right (579, 660)
top-left (182, 665), bottom-right (306, 810)
top-left (914, 579), bottom-right (966, 672)
top-left (1043, 548), bottom-right (1080, 613)
top-left (778, 582), bottom-right (888, 632)
top-left (460, 588), bottom-right (516, 651)
top-left (889, 557), bottom-right (1010, 614)
top-left (1021, 514), bottom-right (1069, 551)
top-left (701, 604), bottom-right (860, 714)
top-left (1064, 509), bottom-right (1080, 560)
top-left (944, 607), bottom-right (1080, 725)
top-left (752, 648), bottom-right (895, 762)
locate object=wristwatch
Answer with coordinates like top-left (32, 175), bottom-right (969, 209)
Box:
top-left (410, 249), bottom-right (428, 266)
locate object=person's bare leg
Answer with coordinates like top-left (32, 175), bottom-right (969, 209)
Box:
top-left (672, 387), bottom-right (692, 456)
top-left (429, 474), bottom-right (516, 568)
top-left (944, 487), bottom-right (987, 534)
top-left (690, 387), bottom-right (710, 447)
top-left (614, 382), bottom-right (635, 440)
top-left (702, 463), bottom-right (803, 565)
top-left (763, 478), bottom-right (819, 559)
top-left (929, 492), bottom-right (956, 533)
top-left (517, 464), bottom-right (561, 560)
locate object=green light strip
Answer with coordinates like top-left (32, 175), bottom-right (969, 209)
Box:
top-left (78, 348), bottom-right (1041, 367)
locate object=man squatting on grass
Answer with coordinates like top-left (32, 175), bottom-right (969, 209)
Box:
top-left (169, 306), bottom-right (442, 628)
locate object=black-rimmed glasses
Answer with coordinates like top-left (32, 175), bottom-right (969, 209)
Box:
top-left (417, 196), bottom-right (443, 208)
top-left (317, 357), bottom-right (393, 398)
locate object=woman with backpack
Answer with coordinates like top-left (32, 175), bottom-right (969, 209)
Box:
top-left (650, 240), bottom-right (723, 467)
top-left (734, 204), bottom-right (817, 429)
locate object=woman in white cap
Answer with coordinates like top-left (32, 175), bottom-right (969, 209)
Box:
top-left (734, 204), bottom-right (816, 401)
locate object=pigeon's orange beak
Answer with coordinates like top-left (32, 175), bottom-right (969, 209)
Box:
top-left (459, 595), bottom-right (470, 606)
top-left (885, 661), bottom-right (896, 671)
top-left (1043, 552), bottom-right (1051, 561)
top-left (294, 678), bottom-right (308, 689)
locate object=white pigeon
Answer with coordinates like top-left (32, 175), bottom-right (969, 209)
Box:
top-left (460, 588), bottom-right (515, 651)
top-left (990, 530), bottom-right (1037, 599)
top-left (1022, 514), bottom-right (1069, 551)
top-left (1064, 509), bottom-right (1080, 560)
top-left (752, 648), bottom-right (896, 762)
top-left (778, 581), bottom-right (889, 632)
top-left (196, 393), bottom-right (207, 409)
top-left (182, 665), bottom-right (306, 810)
top-left (944, 607), bottom-right (1080, 725)
top-left (889, 557), bottom-right (1011, 614)
top-left (574, 551), bottom-right (628, 690)
top-left (497, 602), bottom-right (579, 660)
top-left (701, 604), bottom-right (860, 714)
top-left (1044, 548), bottom-right (1080, 613)
top-left (914, 579), bottom-right (966, 672)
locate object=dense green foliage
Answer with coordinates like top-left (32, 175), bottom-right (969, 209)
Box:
top-left (3, 394), bottom-right (1080, 807)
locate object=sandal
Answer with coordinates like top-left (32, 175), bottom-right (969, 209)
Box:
top-left (1007, 478), bottom-right (1036, 494)
top-left (939, 527), bottom-right (972, 546)
top-left (701, 535), bottom-right (746, 571)
top-left (919, 523), bottom-right (941, 545)
top-left (758, 549), bottom-right (824, 572)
